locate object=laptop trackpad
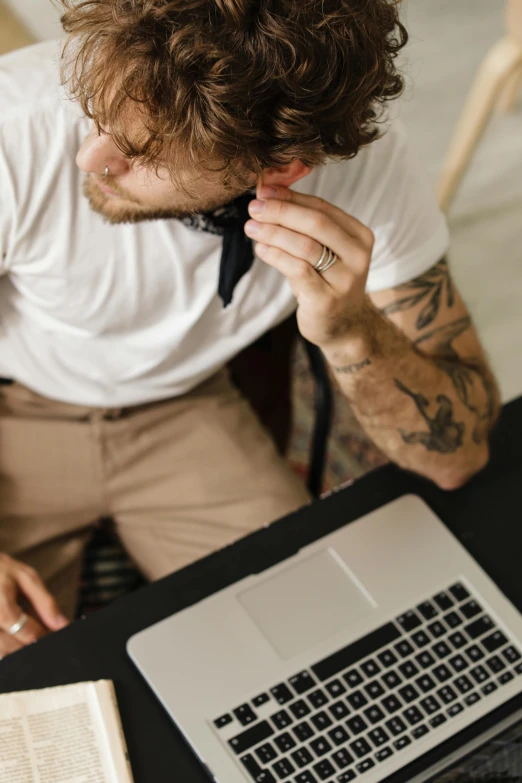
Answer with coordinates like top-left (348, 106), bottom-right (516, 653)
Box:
top-left (237, 548), bottom-right (375, 660)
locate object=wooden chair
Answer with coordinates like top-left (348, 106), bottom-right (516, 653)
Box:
top-left (437, 0), bottom-right (522, 212)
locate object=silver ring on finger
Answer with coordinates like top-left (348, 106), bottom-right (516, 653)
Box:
top-left (7, 612), bottom-right (28, 636)
top-left (314, 245), bottom-right (338, 274)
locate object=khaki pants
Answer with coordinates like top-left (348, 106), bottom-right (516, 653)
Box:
top-left (0, 372), bottom-right (309, 619)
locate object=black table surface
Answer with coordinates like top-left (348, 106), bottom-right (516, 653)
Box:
top-left (1, 397), bottom-right (522, 782)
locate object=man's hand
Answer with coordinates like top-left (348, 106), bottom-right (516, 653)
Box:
top-left (245, 185), bottom-right (375, 356)
top-left (0, 553), bottom-right (68, 658)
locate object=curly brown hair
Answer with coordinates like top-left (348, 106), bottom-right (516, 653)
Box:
top-left (60, 0), bottom-right (408, 189)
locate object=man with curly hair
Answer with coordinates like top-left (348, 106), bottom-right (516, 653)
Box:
top-left (0, 0), bottom-right (499, 655)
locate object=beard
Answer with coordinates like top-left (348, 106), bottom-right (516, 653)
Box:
top-left (82, 173), bottom-right (250, 225)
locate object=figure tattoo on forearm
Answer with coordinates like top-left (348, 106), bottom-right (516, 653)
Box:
top-left (394, 379), bottom-right (465, 453)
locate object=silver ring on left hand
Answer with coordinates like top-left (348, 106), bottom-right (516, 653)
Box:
top-left (7, 612), bottom-right (28, 636)
top-left (314, 245), bottom-right (338, 274)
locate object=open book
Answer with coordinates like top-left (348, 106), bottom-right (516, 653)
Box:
top-left (0, 680), bottom-right (134, 782)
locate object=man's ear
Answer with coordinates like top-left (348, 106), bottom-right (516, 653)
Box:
top-left (259, 160), bottom-right (312, 188)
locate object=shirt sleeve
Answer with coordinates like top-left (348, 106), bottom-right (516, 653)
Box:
top-left (300, 119), bottom-right (450, 293)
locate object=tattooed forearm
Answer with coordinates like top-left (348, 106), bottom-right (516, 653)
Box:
top-left (394, 379), bottom-right (465, 453)
top-left (332, 357), bottom-right (372, 374)
top-left (381, 259), bottom-right (454, 330)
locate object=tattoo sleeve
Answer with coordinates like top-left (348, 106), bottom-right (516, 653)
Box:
top-left (381, 259), bottom-right (454, 330)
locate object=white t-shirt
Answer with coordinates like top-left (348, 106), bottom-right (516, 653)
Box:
top-left (0, 41), bottom-right (449, 407)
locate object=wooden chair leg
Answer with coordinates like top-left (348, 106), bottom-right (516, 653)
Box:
top-left (498, 60), bottom-right (522, 110)
top-left (437, 36), bottom-right (522, 212)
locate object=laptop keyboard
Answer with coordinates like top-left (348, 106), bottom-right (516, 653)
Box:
top-left (212, 582), bottom-right (522, 783)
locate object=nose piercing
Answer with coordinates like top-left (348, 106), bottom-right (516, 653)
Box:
top-left (104, 166), bottom-right (109, 177)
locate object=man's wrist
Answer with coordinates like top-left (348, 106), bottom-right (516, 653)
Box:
top-left (320, 301), bottom-right (381, 372)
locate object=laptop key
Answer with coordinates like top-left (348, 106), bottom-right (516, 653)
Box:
top-left (486, 655), bottom-right (506, 674)
top-left (214, 713), bottom-right (233, 728)
top-left (328, 727), bottom-right (349, 746)
top-left (272, 685), bottom-right (294, 705)
top-left (230, 721), bottom-right (275, 754)
top-left (416, 652), bottom-right (436, 670)
top-left (382, 671), bottom-right (402, 690)
top-left (417, 601), bottom-right (438, 621)
top-left (470, 665), bottom-right (489, 684)
top-left (274, 733), bottom-right (297, 753)
top-left (350, 738), bottom-right (372, 758)
top-left (355, 758), bottom-right (375, 774)
top-left (433, 641), bottom-right (452, 659)
top-left (347, 690), bottom-right (368, 710)
top-left (429, 714), bottom-right (447, 728)
top-left (385, 716), bottom-right (407, 736)
top-left (273, 758), bottom-right (295, 779)
top-left (449, 654), bottom-right (468, 673)
top-left (433, 592), bottom-right (453, 611)
top-left (295, 773), bottom-right (317, 783)
top-left (516, 662), bottom-right (522, 675)
top-left (343, 669), bottom-right (363, 688)
top-left (289, 672), bottom-right (316, 695)
top-left (443, 611), bottom-right (463, 629)
top-left (396, 610), bottom-right (422, 633)
top-left (364, 681), bottom-right (385, 699)
top-left (257, 744), bottom-right (279, 764)
top-left (310, 737), bottom-right (332, 758)
top-left (437, 686), bottom-right (457, 704)
top-left (404, 706), bottom-right (423, 726)
top-left (291, 748), bottom-right (314, 768)
top-left (499, 671), bottom-right (514, 685)
top-left (313, 760), bottom-right (336, 781)
top-left (415, 674), bottom-right (436, 694)
top-left (293, 722), bottom-right (315, 742)
top-left (272, 711), bottom-right (293, 730)
top-left (368, 727), bottom-right (389, 747)
top-left (465, 644), bottom-right (485, 663)
top-left (427, 620), bottom-right (447, 639)
top-left (420, 695), bottom-right (441, 715)
top-left (398, 684), bottom-right (419, 704)
top-left (412, 630), bottom-right (431, 649)
top-left (253, 694), bottom-right (271, 708)
top-left (449, 632), bottom-right (467, 650)
top-left (381, 694), bottom-right (402, 715)
top-left (325, 680), bottom-right (346, 698)
top-left (378, 649), bottom-right (398, 668)
top-left (311, 712), bottom-right (333, 731)
top-left (364, 705), bottom-right (385, 725)
top-left (447, 703), bottom-right (464, 718)
top-left (290, 701), bottom-right (311, 720)
top-left (449, 583), bottom-right (470, 602)
top-left (393, 736), bottom-right (412, 750)
top-left (312, 623), bottom-right (401, 682)
top-left (503, 646), bottom-right (522, 664)
top-left (331, 749), bottom-right (354, 769)
top-left (433, 664), bottom-right (452, 683)
top-left (464, 692), bottom-right (481, 707)
top-left (483, 631), bottom-right (509, 653)
top-left (360, 659), bottom-right (381, 678)
top-left (460, 600), bottom-right (482, 619)
top-left (337, 772), bottom-right (356, 782)
top-left (399, 661), bottom-right (419, 679)
top-left (412, 724), bottom-right (429, 739)
top-left (309, 690), bottom-right (329, 709)
top-left (329, 701), bottom-right (350, 721)
top-left (464, 616), bottom-right (495, 640)
top-left (346, 716), bottom-right (368, 735)
top-left (482, 681), bottom-right (498, 695)
top-left (375, 746), bottom-right (394, 762)
top-left (454, 675), bottom-right (473, 694)
top-left (241, 753), bottom-right (270, 782)
top-left (395, 640), bottom-right (415, 658)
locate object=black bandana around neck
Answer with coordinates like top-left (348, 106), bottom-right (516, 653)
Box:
top-left (178, 190), bottom-right (256, 308)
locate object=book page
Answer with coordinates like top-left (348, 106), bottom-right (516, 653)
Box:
top-left (0, 680), bottom-right (134, 783)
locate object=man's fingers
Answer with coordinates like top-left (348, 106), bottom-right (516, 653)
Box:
top-left (16, 567), bottom-right (68, 631)
top-left (0, 580), bottom-right (43, 644)
top-left (255, 243), bottom-right (331, 299)
top-left (0, 630), bottom-right (24, 658)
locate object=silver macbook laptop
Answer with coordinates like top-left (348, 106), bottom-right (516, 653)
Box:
top-left (128, 495), bottom-right (522, 783)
